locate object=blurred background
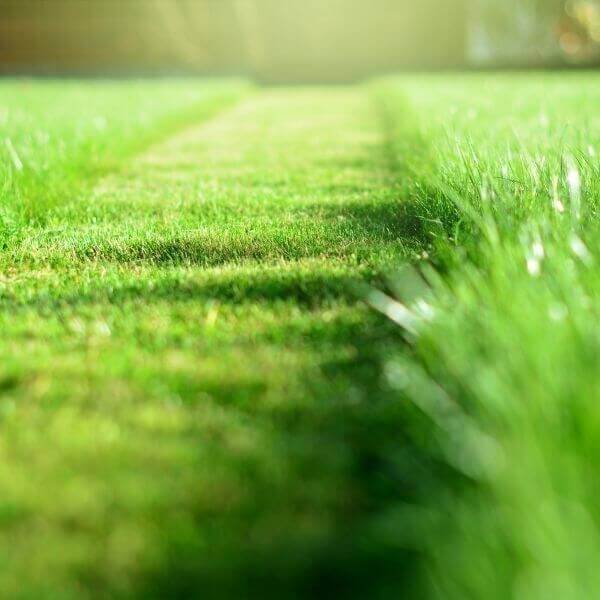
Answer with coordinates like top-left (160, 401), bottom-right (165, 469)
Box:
top-left (0, 0), bottom-right (599, 82)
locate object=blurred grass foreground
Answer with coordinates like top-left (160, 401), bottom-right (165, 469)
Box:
top-left (0, 1), bottom-right (600, 599)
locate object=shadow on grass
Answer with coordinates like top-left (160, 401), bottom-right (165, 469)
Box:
top-left (125, 95), bottom-right (448, 599)
top-left (58, 198), bottom-right (425, 268)
top-left (132, 317), bottom-right (439, 600)
top-left (4, 201), bottom-right (425, 319)
top-left (6, 90), bottom-right (451, 599)
top-left (3, 269), bottom-right (374, 315)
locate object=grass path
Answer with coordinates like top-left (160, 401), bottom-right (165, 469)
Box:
top-left (3, 74), bottom-right (598, 599)
top-left (1, 88), bottom-right (418, 598)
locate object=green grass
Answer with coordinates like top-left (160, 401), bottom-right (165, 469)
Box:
top-left (0, 74), bottom-right (599, 598)
top-left (0, 79), bottom-right (247, 239)
top-left (0, 84), bottom-right (421, 598)
top-left (374, 73), bottom-right (600, 599)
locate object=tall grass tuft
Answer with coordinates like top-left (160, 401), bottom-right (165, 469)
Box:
top-left (374, 73), bottom-right (600, 598)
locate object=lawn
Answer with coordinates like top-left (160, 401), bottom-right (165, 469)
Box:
top-left (374, 72), bottom-right (600, 599)
top-left (0, 74), bottom-right (599, 598)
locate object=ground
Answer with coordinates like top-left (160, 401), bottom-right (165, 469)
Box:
top-left (0, 75), bottom-right (599, 598)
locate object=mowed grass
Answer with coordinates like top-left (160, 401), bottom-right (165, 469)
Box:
top-left (0, 78), bottom-right (247, 240)
top-left (0, 84), bottom-right (422, 598)
top-left (1, 74), bottom-right (599, 599)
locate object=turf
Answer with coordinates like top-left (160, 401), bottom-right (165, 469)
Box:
top-left (0, 84), bottom-right (421, 598)
top-left (0, 74), bottom-right (599, 598)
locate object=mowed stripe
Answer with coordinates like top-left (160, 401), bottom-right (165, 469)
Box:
top-left (0, 88), bottom-right (411, 595)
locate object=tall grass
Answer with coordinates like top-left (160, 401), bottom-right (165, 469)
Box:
top-left (374, 73), bottom-right (600, 598)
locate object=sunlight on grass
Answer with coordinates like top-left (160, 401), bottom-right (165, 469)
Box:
top-left (0, 79), bottom-right (247, 239)
top-left (375, 72), bottom-right (600, 599)
top-left (0, 74), bottom-right (598, 598)
top-left (0, 84), bottom-right (415, 598)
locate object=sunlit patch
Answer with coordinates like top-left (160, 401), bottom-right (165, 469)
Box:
top-left (414, 298), bottom-right (435, 322)
top-left (532, 240), bottom-right (545, 260)
top-left (551, 175), bottom-right (565, 213)
top-left (92, 116), bottom-right (108, 131)
top-left (569, 233), bottom-right (593, 265)
top-left (94, 321), bottom-right (112, 337)
top-left (526, 257), bottom-right (541, 277)
top-left (548, 303), bottom-right (569, 322)
top-left (565, 156), bottom-right (582, 220)
top-left (4, 137), bottom-right (23, 171)
top-left (367, 289), bottom-right (419, 335)
top-left (526, 236), bottom-right (545, 278)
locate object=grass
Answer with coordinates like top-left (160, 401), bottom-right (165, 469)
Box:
top-left (0, 78), bottom-right (247, 239)
top-left (0, 84), bottom-right (420, 598)
top-left (0, 74), bottom-right (599, 598)
top-left (373, 72), bottom-right (600, 599)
